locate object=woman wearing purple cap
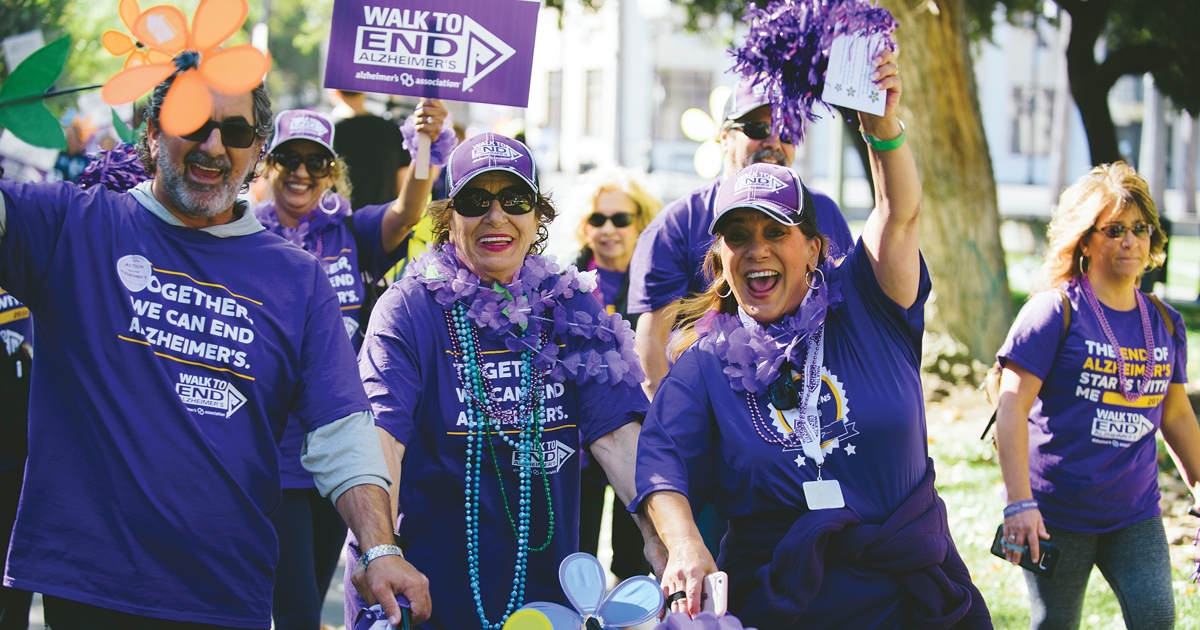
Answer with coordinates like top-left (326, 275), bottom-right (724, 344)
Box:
top-left (995, 163), bottom-right (1200, 629)
top-left (631, 55), bottom-right (992, 628)
top-left (348, 133), bottom-right (658, 629)
top-left (255, 102), bottom-right (447, 630)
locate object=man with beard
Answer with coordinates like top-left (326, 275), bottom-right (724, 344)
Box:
top-left (0, 77), bottom-right (430, 630)
top-left (629, 78), bottom-right (853, 399)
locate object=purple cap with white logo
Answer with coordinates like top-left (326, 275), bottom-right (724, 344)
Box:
top-left (725, 76), bottom-right (773, 121)
top-left (445, 133), bottom-right (539, 197)
top-left (709, 163), bottom-right (816, 234)
top-left (268, 110), bottom-right (337, 157)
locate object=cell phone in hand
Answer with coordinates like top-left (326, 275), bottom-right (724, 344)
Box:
top-left (700, 571), bottom-right (728, 617)
top-left (990, 524), bottom-right (1061, 578)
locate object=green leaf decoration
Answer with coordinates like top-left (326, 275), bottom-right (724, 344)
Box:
top-left (494, 282), bottom-right (514, 302)
top-left (112, 108), bottom-right (136, 144)
top-left (0, 100), bottom-right (67, 149)
top-left (0, 36), bottom-right (72, 105)
top-left (0, 36), bottom-right (71, 150)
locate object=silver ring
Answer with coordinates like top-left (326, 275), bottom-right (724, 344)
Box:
top-left (1009, 535), bottom-right (1016, 540)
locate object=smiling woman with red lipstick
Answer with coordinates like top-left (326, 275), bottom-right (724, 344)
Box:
top-left (252, 105), bottom-right (446, 630)
top-left (631, 52), bottom-right (993, 628)
top-left (346, 133), bottom-right (662, 629)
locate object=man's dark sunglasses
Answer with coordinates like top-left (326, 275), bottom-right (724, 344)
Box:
top-left (731, 121), bottom-right (792, 144)
top-left (452, 186), bottom-right (536, 218)
top-left (271, 150), bottom-right (333, 177)
top-left (1094, 222), bottom-right (1154, 239)
top-left (586, 212), bottom-right (635, 228)
top-left (181, 119), bottom-right (259, 149)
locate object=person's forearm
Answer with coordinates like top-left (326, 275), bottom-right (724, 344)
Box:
top-left (591, 423), bottom-right (652, 530)
top-left (863, 117), bottom-right (921, 228)
top-left (336, 483), bottom-right (397, 549)
top-left (381, 170), bottom-right (431, 253)
top-left (378, 426), bottom-right (405, 529)
top-left (635, 309), bottom-right (671, 400)
top-left (996, 402), bottom-right (1034, 501)
top-left (643, 491), bottom-right (704, 550)
top-left (1160, 387), bottom-right (1200, 493)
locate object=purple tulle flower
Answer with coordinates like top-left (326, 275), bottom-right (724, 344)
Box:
top-left (400, 113), bottom-right (459, 167)
top-left (77, 142), bottom-right (148, 192)
top-left (532, 341), bottom-right (560, 371)
top-left (731, 0), bottom-right (898, 143)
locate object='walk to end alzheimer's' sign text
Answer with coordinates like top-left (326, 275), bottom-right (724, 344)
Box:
top-left (324, 0), bottom-right (539, 107)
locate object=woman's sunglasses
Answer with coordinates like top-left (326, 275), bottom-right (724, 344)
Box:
top-left (730, 121), bottom-right (792, 144)
top-left (768, 363), bottom-right (801, 411)
top-left (271, 150), bottom-right (333, 177)
top-left (586, 212), bottom-right (635, 228)
top-left (1094, 223), bottom-right (1154, 239)
top-left (181, 119), bottom-right (259, 149)
top-left (452, 186), bottom-right (536, 217)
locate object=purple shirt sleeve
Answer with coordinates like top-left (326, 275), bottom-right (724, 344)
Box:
top-left (359, 283), bottom-right (423, 445)
top-left (350, 203), bottom-right (409, 280)
top-left (0, 181), bottom-right (83, 306)
top-left (997, 290), bottom-right (1067, 381)
top-left (1168, 306), bottom-right (1187, 384)
top-left (626, 196), bottom-right (698, 315)
top-left (564, 292), bottom-right (650, 446)
top-left (630, 345), bottom-right (714, 517)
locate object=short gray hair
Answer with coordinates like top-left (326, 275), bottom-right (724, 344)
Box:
top-left (135, 73), bottom-right (273, 188)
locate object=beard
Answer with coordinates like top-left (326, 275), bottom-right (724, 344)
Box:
top-left (156, 148), bottom-right (241, 219)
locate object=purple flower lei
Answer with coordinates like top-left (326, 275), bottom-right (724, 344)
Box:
top-left (408, 244), bottom-right (646, 388)
top-left (731, 0), bottom-right (898, 143)
top-left (254, 194), bottom-right (352, 251)
top-left (696, 261), bottom-right (843, 393)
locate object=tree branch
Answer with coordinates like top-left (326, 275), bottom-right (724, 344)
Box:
top-left (1095, 43), bottom-right (1167, 90)
top-left (1053, 0), bottom-right (1084, 15)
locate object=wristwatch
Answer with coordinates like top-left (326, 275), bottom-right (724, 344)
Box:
top-left (362, 543), bottom-right (404, 570)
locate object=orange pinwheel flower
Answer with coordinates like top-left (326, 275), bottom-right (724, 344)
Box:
top-left (101, 0), bottom-right (270, 137)
top-left (100, 0), bottom-right (174, 70)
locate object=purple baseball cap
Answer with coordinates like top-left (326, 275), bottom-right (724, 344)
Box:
top-left (268, 110), bottom-right (337, 156)
top-left (709, 163), bottom-right (816, 234)
top-left (725, 76), bottom-right (773, 121)
top-left (445, 133), bottom-right (539, 197)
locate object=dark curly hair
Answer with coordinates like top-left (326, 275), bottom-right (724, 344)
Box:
top-left (135, 72), bottom-right (273, 191)
top-left (427, 189), bottom-right (558, 255)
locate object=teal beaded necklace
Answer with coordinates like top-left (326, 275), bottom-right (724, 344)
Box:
top-left (447, 303), bottom-right (555, 630)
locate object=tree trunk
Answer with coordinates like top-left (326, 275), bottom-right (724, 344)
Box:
top-left (879, 0), bottom-right (1013, 362)
top-left (1062, 0), bottom-right (1123, 165)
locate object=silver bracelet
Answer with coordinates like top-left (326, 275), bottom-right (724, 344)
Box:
top-left (362, 543), bottom-right (404, 570)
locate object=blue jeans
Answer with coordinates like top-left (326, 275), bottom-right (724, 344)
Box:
top-left (1025, 516), bottom-right (1174, 630)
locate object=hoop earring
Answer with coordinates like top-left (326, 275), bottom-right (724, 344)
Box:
top-left (318, 191), bottom-right (340, 215)
top-left (1078, 256), bottom-right (1089, 275)
top-left (805, 268), bottom-right (825, 290)
top-left (716, 280), bottom-right (732, 299)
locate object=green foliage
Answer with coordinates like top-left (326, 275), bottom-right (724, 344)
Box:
top-left (1100, 0), bottom-right (1200, 116)
top-left (0, 36), bottom-right (72, 148)
top-left (0, 0), bottom-right (73, 77)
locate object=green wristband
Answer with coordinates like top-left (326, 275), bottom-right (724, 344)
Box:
top-left (861, 120), bottom-right (906, 151)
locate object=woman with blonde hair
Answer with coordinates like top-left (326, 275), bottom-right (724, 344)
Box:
top-left (995, 161), bottom-right (1200, 629)
top-left (254, 103), bottom-right (447, 630)
top-left (568, 166), bottom-right (662, 583)
top-left (571, 167), bottom-right (661, 319)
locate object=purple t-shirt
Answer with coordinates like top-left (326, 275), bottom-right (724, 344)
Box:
top-left (998, 283), bottom-right (1187, 533)
top-left (595, 266), bottom-right (625, 314)
top-left (0, 286), bottom-right (32, 472)
top-left (627, 179), bottom-right (853, 314)
top-left (359, 275), bottom-right (648, 630)
top-left (0, 180), bottom-right (369, 628)
top-left (632, 242), bottom-right (932, 627)
top-left (259, 202), bottom-right (407, 490)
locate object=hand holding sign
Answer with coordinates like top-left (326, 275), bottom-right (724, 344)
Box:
top-left (410, 98), bottom-right (446, 179)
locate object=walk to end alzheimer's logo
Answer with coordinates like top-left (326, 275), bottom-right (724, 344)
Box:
top-left (735, 171), bottom-right (788, 194)
top-left (352, 6), bottom-right (514, 91)
top-left (176, 373), bottom-right (247, 418)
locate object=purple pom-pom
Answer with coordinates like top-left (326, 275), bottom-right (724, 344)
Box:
top-left (400, 113), bottom-right (459, 167)
top-left (655, 611), bottom-right (757, 630)
top-left (77, 143), bottom-right (148, 192)
top-left (730, 0), bottom-right (898, 143)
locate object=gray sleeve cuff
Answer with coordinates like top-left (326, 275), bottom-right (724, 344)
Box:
top-left (302, 410), bottom-right (392, 504)
top-left (1, 188), bottom-right (7, 240)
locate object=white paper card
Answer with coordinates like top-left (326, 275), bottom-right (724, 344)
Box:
top-left (803, 479), bottom-right (846, 510)
top-left (821, 31), bottom-right (887, 116)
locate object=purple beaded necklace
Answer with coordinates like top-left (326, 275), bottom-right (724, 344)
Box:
top-left (1078, 274), bottom-right (1156, 402)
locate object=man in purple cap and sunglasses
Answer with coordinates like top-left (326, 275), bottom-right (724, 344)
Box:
top-left (0, 76), bottom-right (430, 629)
top-left (626, 76), bottom-right (853, 558)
